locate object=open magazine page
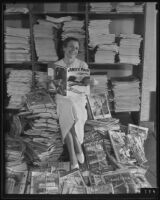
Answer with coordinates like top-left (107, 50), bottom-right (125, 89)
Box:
top-left (48, 66), bottom-right (90, 96)
top-left (67, 67), bottom-right (90, 96)
top-left (87, 93), bottom-right (111, 119)
top-left (59, 170), bottom-right (87, 194)
top-left (84, 139), bottom-right (109, 174)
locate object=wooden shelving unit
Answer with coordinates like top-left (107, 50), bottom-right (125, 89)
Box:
top-left (3, 2), bottom-right (146, 123)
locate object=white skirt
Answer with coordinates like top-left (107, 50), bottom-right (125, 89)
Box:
top-left (56, 94), bottom-right (87, 144)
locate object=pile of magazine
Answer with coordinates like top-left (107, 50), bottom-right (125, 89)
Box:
top-left (118, 33), bottom-right (143, 65)
top-left (89, 19), bottom-right (115, 46)
top-left (85, 118), bottom-right (120, 133)
top-left (62, 18), bottom-right (85, 60)
top-left (109, 123), bottom-right (149, 166)
top-left (6, 69), bottom-right (32, 109)
top-left (5, 135), bottom-right (29, 194)
top-left (90, 2), bottom-right (113, 12)
top-left (84, 139), bottom-right (109, 174)
top-left (4, 26), bottom-right (31, 63)
top-left (116, 2), bottom-right (144, 13)
top-left (33, 19), bottom-right (59, 62)
top-left (111, 75), bottom-right (141, 112)
top-left (88, 169), bottom-right (150, 194)
top-left (5, 167), bottom-right (28, 194)
top-left (19, 89), bottom-right (63, 165)
top-left (5, 135), bottom-right (27, 169)
top-left (95, 43), bottom-right (118, 63)
top-left (5, 4), bottom-right (29, 14)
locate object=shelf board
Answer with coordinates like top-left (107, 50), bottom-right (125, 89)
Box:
top-left (4, 61), bottom-right (32, 65)
top-left (31, 11), bottom-right (85, 15)
top-left (4, 12), bottom-right (29, 15)
top-left (34, 61), bottom-right (51, 65)
top-left (89, 62), bottom-right (139, 68)
top-left (4, 13), bottom-right (29, 19)
top-left (88, 12), bottom-right (144, 15)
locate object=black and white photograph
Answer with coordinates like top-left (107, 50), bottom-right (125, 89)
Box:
top-left (1, 1), bottom-right (158, 199)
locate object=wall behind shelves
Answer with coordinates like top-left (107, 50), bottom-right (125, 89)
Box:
top-left (140, 2), bottom-right (157, 122)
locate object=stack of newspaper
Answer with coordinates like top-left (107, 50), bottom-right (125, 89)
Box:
top-left (4, 27), bottom-right (31, 63)
top-left (34, 71), bottom-right (48, 90)
top-left (5, 167), bottom-right (28, 194)
top-left (85, 118), bottom-right (120, 133)
top-left (5, 136), bottom-right (27, 170)
top-left (6, 69), bottom-right (32, 109)
top-left (116, 2), bottom-right (144, 13)
top-left (90, 2), bottom-right (113, 12)
top-left (95, 44), bottom-right (118, 63)
top-left (111, 75), bottom-right (140, 112)
top-left (88, 20), bottom-right (116, 63)
top-left (22, 89), bottom-right (63, 164)
top-left (88, 20), bottom-right (114, 48)
top-left (62, 19), bottom-right (85, 61)
top-left (33, 19), bottom-right (59, 62)
top-left (5, 6), bottom-right (29, 14)
top-left (118, 34), bottom-right (143, 65)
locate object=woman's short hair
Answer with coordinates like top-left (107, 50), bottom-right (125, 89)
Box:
top-left (63, 37), bottom-right (80, 47)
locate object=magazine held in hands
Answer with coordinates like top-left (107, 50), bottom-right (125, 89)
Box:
top-left (48, 65), bottom-right (90, 96)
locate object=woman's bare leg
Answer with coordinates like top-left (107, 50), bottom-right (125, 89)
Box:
top-left (70, 125), bottom-right (82, 154)
top-left (70, 125), bottom-right (84, 164)
top-left (64, 131), bottom-right (78, 167)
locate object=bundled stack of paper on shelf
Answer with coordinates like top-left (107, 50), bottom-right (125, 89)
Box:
top-left (4, 27), bottom-right (31, 63)
top-left (33, 20), bottom-right (59, 62)
top-left (34, 71), bottom-right (48, 89)
top-left (95, 44), bottom-right (118, 63)
top-left (62, 19), bottom-right (85, 61)
top-left (20, 89), bottom-right (63, 164)
top-left (88, 20), bottom-right (116, 63)
top-left (116, 2), bottom-right (144, 13)
top-left (88, 20), bottom-right (114, 48)
top-left (118, 33), bottom-right (143, 65)
top-left (5, 7), bottom-right (29, 13)
top-left (6, 69), bottom-right (32, 109)
top-left (90, 2), bottom-right (113, 13)
top-left (111, 75), bottom-right (140, 112)
top-left (46, 15), bottom-right (72, 24)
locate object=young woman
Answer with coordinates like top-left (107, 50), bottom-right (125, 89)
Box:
top-left (54, 37), bottom-right (90, 170)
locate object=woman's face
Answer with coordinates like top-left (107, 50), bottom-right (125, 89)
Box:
top-left (63, 40), bottom-right (79, 59)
